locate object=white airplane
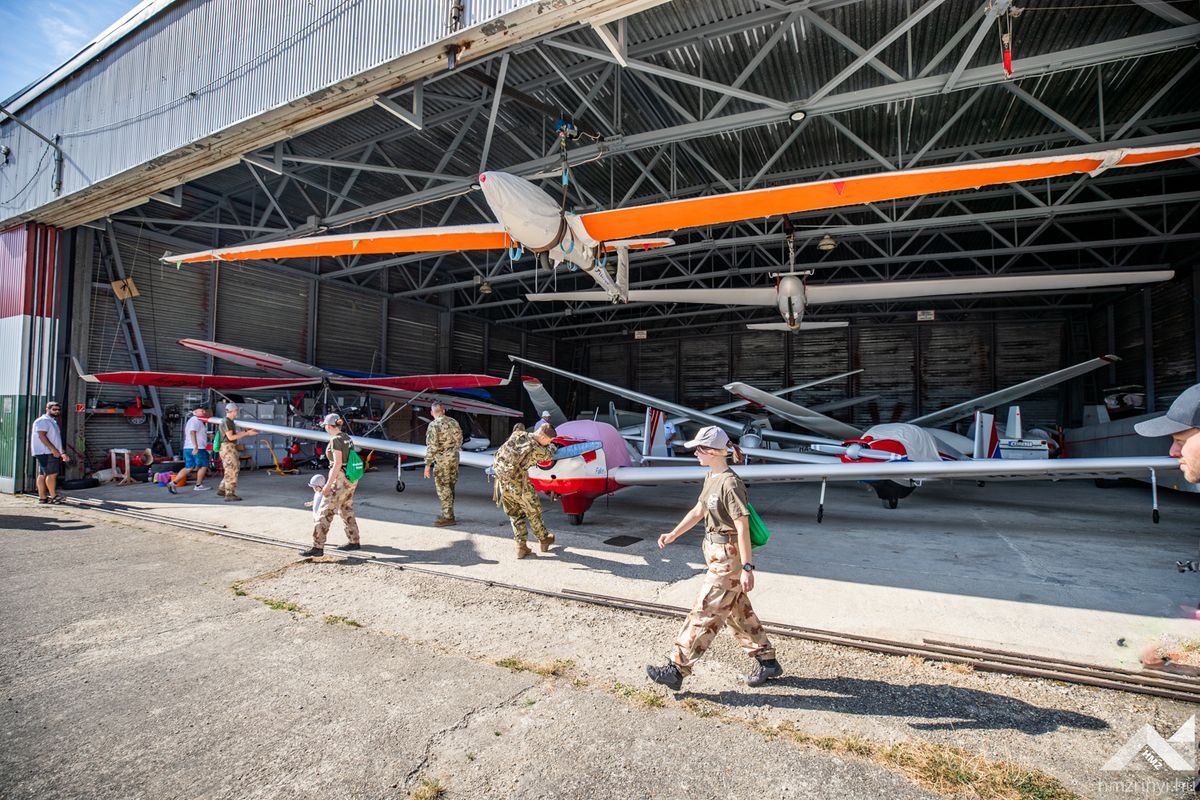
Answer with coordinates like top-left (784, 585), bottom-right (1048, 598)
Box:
top-left (506, 353), bottom-right (1179, 523)
top-left (162, 142), bottom-right (1200, 308)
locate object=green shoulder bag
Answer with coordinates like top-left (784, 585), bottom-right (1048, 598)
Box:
top-left (747, 503), bottom-right (771, 549)
top-left (345, 448), bottom-right (365, 482)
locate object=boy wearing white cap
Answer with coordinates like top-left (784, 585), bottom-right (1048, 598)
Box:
top-left (646, 425), bottom-right (782, 691)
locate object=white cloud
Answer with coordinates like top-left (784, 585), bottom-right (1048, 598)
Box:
top-left (37, 4), bottom-right (92, 61)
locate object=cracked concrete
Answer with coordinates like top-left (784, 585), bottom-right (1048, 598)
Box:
top-left (1, 498), bottom-right (939, 800)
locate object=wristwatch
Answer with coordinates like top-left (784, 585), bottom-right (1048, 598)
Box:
top-left (742, 563), bottom-right (756, 572)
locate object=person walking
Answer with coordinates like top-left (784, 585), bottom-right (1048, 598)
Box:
top-left (492, 424), bottom-right (557, 559)
top-left (170, 407), bottom-right (211, 493)
top-left (300, 413), bottom-right (361, 557)
top-left (215, 404), bottom-right (257, 502)
top-left (424, 402), bottom-right (463, 526)
top-left (31, 401), bottom-right (69, 504)
top-left (646, 425), bottom-right (782, 691)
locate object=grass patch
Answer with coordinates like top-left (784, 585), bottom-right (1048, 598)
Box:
top-left (945, 661), bottom-right (975, 674)
top-left (903, 654), bottom-right (926, 669)
top-left (495, 657), bottom-right (575, 677)
top-left (230, 582), bottom-right (247, 597)
top-left (612, 681), bottom-right (665, 709)
top-left (680, 698), bottom-right (719, 718)
top-left (254, 596), bottom-right (305, 614)
top-left (409, 776), bottom-right (445, 800)
top-left (323, 615), bottom-right (363, 628)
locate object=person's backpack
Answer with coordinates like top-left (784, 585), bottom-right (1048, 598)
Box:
top-left (345, 448), bottom-right (365, 483)
top-left (747, 503), bottom-right (771, 549)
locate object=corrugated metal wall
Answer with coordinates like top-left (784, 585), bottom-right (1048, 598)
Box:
top-left (386, 299), bottom-right (440, 374)
top-left (1150, 277), bottom-right (1195, 409)
top-left (681, 335), bottom-right (730, 409)
top-left (314, 283), bottom-right (385, 375)
top-left (790, 328), bottom-right (850, 410)
top-left (1, 0), bottom-right (546, 225)
top-left (852, 327), bottom-right (917, 426)
top-left (215, 263), bottom-right (311, 367)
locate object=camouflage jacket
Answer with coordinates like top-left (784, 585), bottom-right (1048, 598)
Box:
top-left (492, 429), bottom-right (556, 483)
top-left (425, 415), bottom-right (463, 465)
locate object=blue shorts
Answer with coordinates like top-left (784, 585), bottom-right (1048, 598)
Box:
top-left (35, 454), bottom-right (61, 476)
top-left (183, 448), bottom-right (210, 469)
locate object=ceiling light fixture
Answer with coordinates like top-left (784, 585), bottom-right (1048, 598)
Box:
top-left (817, 234), bottom-right (837, 252)
top-left (789, 110), bottom-right (807, 122)
top-left (479, 281), bottom-right (492, 295)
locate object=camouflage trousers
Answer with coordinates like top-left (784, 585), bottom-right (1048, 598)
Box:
top-left (433, 460), bottom-right (459, 519)
top-left (495, 478), bottom-right (550, 544)
top-left (217, 444), bottom-right (240, 495)
top-left (312, 474), bottom-right (360, 548)
top-left (671, 537), bottom-right (775, 676)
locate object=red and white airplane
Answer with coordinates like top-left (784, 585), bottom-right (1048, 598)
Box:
top-left (74, 338), bottom-right (521, 417)
top-left (162, 142), bottom-right (1200, 309)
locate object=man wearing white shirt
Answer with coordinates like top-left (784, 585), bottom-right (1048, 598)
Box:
top-left (170, 407), bottom-right (211, 493)
top-left (31, 401), bottom-right (69, 504)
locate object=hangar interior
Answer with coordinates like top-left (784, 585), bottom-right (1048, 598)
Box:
top-left (2, 0), bottom-right (1198, 485)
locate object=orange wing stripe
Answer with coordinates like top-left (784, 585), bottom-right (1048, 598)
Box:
top-left (173, 230), bottom-right (511, 264)
top-left (579, 147), bottom-right (1200, 242)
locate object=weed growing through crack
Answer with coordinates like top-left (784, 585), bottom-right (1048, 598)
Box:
top-left (681, 698), bottom-right (720, 718)
top-left (612, 681), bottom-right (665, 709)
top-left (254, 596), bottom-right (305, 614)
top-left (324, 615), bottom-right (363, 628)
top-left (409, 776), bottom-right (445, 800)
top-left (465, 753), bottom-right (476, 762)
top-left (495, 657), bottom-right (575, 677)
top-left (230, 582), bottom-right (247, 597)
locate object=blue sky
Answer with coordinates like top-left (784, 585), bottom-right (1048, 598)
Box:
top-left (0, 0), bottom-right (140, 101)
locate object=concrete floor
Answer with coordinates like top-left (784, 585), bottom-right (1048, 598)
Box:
top-left (68, 463), bottom-right (1200, 668)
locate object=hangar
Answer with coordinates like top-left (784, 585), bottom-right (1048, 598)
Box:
top-left (0, 0), bottom-right (1196, 487)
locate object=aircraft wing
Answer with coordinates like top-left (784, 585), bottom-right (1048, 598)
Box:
top-left (610, 456), bottom-right (1180, 487)
top-left (220, 418), bottom-right (599, 468)
top-left (575, 143), bottom-right (1200, 241)
top-left (526, 288), bottom-right (775, 305)
top-left (165, 224), bottom-right (510, 264)
top-left (510, 355), bottom-right (838, 447)
top-left (337, 366), bottom-right (513, 392)
top-left (746, 321), bottom-right (848, 331)
top-left (73, 358), bottom-right (316, 391)
top-left (179, 339), bottom-right (336, 378)
top-left (725, 381), bottom-right (864, 440)
top-left (806, 271), bottom-right (1172, 305)
top-left (907, 355), bottom-right (1119, 428)
top-left (518, 377), bottom-right (570, 427)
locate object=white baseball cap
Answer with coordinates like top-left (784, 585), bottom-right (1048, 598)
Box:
top-left (541, 410), bottom-right (551, 418)
top-left (308, 474), bottom-right (327, 488)
top-left (684, 425), bottom-right (730, 450)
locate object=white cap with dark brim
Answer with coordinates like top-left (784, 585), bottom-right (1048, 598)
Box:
top-left (1134, 383), bottom-right (1200, 437)
top-left (683, 425), bottom-right (730, 450)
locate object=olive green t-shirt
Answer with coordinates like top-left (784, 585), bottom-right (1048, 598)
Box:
top-left (219, 417), bottom-right (236, 444)
top-left (328, 432), bottom-right (353, 471)
top-left (698, 469), bottom-right (749, 534)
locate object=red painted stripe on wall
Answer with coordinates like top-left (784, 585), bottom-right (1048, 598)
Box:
top-left (0, 224), bottom-right (62, 320)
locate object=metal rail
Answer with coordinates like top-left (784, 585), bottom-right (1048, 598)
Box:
top-left (57, 497), bottom-right (1200, 704)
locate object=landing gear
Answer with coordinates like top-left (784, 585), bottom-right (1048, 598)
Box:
top-left (568, 513), bottom-right (585, 526)
top-left (885, 498), bottom-right (899, 510)
top-left (976, 481), bottom-right (986, 488)
top-left (395, 480), bottom-right (405, 493)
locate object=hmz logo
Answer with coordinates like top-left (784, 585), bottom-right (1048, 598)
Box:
top-left (1102, 716), bottom-right (1196, 772)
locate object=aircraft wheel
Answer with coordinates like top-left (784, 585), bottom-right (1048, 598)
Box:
top-left (816, 508), bottom-right (824, 524)
top-left (1153, 509), bottom-right (1160, 524)
top-left (886, 498), bottom-right (899, 510)
top-left (976, 481), bottom-right (986, 488)
top-left (396, 480), bottom-right (405, 493)
top-left (568, 513), bottom-right (584, 526)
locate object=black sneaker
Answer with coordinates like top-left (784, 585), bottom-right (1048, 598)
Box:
top-left (1177, 560), bottom-right (1198, 573)
top-left (645, 662), bottom-right (683, 691)
top-left (744, 657), bottom-right (783, 687)
top-left (299, 547), bottom-right (324, 557)
top-left (338, 542), bottom-right (361, 551)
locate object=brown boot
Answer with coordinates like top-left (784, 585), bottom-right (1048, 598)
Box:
top-left (516, 542), bottom-right (533, 559)
top-left (432, 517), bottom-right (456, 527)
top-left (216, 487), bottom-right (226, 497)
top-left (539, 534), bottom-right (555, 553)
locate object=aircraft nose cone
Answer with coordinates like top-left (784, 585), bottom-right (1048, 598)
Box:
top-left (479, 173), bottom-right (488, 183)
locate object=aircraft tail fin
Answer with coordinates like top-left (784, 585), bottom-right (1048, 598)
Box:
top-left (973, 411), bottom-right (1000, 459)
top-left (1006, 406), bottom-right (1022, 440)
top-left (642, 407), bottom-right (667, 458)
top-left (519, 376), bottom-right (569, 427)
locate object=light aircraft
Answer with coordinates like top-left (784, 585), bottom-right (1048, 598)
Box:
top-left (74, 338), bottom-right (521, 417)
top-left (161, 143), bottom-right (1199, 309)
top-left (505, 354), bottom-right (1180, 522)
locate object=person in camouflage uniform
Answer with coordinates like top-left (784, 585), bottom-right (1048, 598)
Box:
top-left (216, 403), bottom-right (257, 502)
top-left (646, 426), bottom-right (782, 691)
top-left (492, 424), bottom-right (557, 559)
top-left (424, 402), bottom-right (463, 526)
top-left (300, 413), bottom-right (361, 557)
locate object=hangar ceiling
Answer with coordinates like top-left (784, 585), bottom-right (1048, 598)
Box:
top-left (101, 0), bottom-right (1200, 344)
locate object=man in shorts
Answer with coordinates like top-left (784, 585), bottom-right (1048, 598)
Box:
top-left (171, 407), bottom-right (212, 493)
top-left (31, 401), bottom-right (69, 504)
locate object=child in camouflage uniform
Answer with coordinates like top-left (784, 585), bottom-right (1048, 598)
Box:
top-left (646, 425), bottom-right (783, 691)
top-left (424, 402), bottom-right (463, 526)
top-left (492, 424), bottom-right (557, 559)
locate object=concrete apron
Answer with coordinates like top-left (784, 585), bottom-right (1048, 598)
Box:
top-left (71, 465), bottom-right (1200, 670)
